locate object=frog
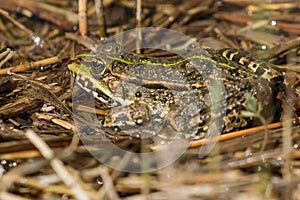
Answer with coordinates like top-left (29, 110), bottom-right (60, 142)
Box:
top-left (68, 43), bottom-right (284, 140)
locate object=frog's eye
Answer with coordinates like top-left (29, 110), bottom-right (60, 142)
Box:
top-left (89, 59), bottom-right (106, 77)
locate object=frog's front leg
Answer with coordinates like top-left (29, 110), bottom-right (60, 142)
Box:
top-left (102, 101), bottom-right (171, 137)
top-left (103, 102), bottom-right (150, 129)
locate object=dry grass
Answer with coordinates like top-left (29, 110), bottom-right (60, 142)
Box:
top-left (0, 0), bottom-right (299, 199)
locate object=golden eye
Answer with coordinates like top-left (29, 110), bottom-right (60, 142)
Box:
top-left (88, 58), bottom-right (107, 77)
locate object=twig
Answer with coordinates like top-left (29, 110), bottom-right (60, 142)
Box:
top-left (65, 32), bottom-right (97, 51)
top-left (0, 8), bottom-right (47, 48)
top-left (0, 48), bottom-right (14, 68)
top-left (263, 36), bottom-right (300, 60)
top-left (0, 192), bottom-right (31, 200)
top-left (136, 0), bottom-right (142, 54)
top-left (70, 103), bottom-right (108, 115)
top-left (247, 3), bottom-right (298, 11)
top-left (214, 28), bottom-right (240, 49)
top-left (0, 0), bottom-right (77, 30)
top-left (97, 166), bottom-right (120, 200)
top-left (281, 73), bottom-right (294, 198)
top-left (78, 0), bottom-right (88, 35)
top-left (16, 178), bottom-right (73, 196)
top-left (189, 121), bottom-right (283, 148)
top-left (0, 56), bottom-right (61, 75)
top-left (94, 0), bottom-right (107, 37)
top-left (257, 115), bottom-right (268, 152)
top-left (0, 150), bottom-right (42, 160)
top-left (25, 129), bottom-right (91, 200)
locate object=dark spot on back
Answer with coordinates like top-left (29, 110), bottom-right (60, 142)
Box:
top-left (255, 66), bottom-right (266, 76)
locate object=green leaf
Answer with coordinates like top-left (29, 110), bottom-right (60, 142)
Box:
top-left (241, 110), bottom-right (257, 118)
top-left (244, 92), bottom-right (258, 113)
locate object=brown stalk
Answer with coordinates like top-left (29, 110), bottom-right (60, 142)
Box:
top-left (0, 56), bottom-right (61, 75)
top-left (78, 0), bottom-right (88, 35)
top-left (95, 0), bottom-right (107, 37)
top-left (189, 121), bottom-right (283, 148)
top-left (0, 0), bottom-right (76, 30)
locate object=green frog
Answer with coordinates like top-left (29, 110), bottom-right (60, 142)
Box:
top-left (68, 44), bottom-right (284, 140)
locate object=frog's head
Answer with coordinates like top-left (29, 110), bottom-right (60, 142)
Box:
top-left (68, 52), bottom-right (126, 105)
top-left (72, 43), bottom-right (124, 79)
top-left (70, 53), bottom-right (107, 79)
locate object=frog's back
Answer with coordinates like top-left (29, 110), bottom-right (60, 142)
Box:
top-left (103, 49), bottom-right (284, 138)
